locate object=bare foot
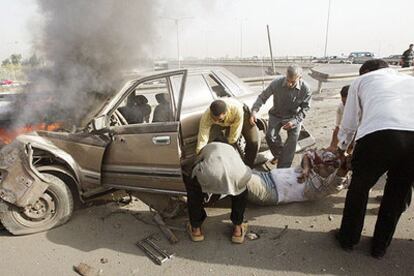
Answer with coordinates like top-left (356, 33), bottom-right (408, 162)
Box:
top-left (233, 224), bottom-right (242, 237)
top-left (192, 227), bottom-right (203, 237)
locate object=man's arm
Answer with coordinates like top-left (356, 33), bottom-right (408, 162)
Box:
top-left (227, 106), bottom-right (244, 144)
top-left (298, 154), bottom-right (312, 183)
top-left (251, 80), bottom-right (277, 113)
top-left (196, 110), bottom-right (212, 154)
top-left (335, 155), bottom-right (351, 177)
top-left (328, 105), bottom-right (343, 150)
top-left (337, 82), bottom-right (360, 151)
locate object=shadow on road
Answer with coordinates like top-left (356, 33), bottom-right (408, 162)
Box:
top-left (44, 194), bottom-right (413, 275)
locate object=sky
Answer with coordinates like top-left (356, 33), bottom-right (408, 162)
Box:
top-left (1, 0), bottom-right (413, 61)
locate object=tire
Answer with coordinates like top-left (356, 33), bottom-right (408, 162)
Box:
top-left (0, 173), bottom-right (74, 235)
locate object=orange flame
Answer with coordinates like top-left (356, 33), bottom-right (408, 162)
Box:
top-left (0, 122), bottom-right (63, 145)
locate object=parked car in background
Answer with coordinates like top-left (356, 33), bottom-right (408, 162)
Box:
top-left (348, 51), bottom-right (375, 64)
top-left (313, 55), bottom-right (352, 64)
top-left (382, 54), bottom-right (402, 66)
top-left (153, 60), bottom-right (169, 71)
top-left (0, 79), bottom-right (13, 86)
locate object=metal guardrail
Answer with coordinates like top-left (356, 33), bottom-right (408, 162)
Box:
top-left (178, 58), bottom-right (316, 69)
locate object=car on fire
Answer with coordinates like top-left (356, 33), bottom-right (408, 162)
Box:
top-left (0, 67), bottom-right (314, 235)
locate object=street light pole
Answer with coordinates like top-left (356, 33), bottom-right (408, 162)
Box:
top-left (161, 16), bottom-right (193, 69)
top-left (323, 0), bottom-right (332, 59)
top-left (236, 18), bottom-right (247, 59)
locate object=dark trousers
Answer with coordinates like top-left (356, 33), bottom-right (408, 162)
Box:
top-left (184, 176), bottom-right (248, 228)
top-left (265, 114), bottom-right (301, 168)
top-left (338, 130), bottom-right (414, 251)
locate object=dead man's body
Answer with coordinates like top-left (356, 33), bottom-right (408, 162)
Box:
top-left (247, 149), bottom-right (350, 205)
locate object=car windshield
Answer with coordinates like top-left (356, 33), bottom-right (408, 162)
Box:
top-left (79, 77), bottom-right (137, 127)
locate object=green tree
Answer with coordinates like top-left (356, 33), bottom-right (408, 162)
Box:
top-left (10, 54), bottom-right (22, 65)
top-left (1, 58), bottom-right (11, 66)
top-left (28, 54), bottom-right (41, 67)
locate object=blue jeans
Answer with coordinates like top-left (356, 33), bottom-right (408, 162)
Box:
top-left (265, 114), bottom-right (301, 168)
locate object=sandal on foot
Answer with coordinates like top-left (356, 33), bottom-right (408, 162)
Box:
top-left (232, 223), bottom-right (248, 244)
top-left (186, 222), bottom-right (204, 242)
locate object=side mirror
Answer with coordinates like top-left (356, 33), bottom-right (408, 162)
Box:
top-left (91, 115), bottom-right (107, 131)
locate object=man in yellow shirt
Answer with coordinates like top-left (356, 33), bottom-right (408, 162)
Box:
top-left (196, 98), bottom-right (259, 167)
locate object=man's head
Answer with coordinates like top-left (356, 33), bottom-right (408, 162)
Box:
top-left (286, 65), bottom-right (303, 88)
top-left (340, 85), bottom-right (349, 105)
top-left (359, 59), bottom-right (389, 75)
top-left (410, 44), bottom-right (413, 50)
top-left (210, 100), bottom-right (227, 123)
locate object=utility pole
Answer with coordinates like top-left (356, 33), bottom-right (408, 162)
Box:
top-left (161, 16), bottom-right (193, 68)
top-left (266, 25), bottom-right (275, 75)
top-left (237, 18), bottom-right (247, 58)
top-left (323, 0), bottom-right (332, 59)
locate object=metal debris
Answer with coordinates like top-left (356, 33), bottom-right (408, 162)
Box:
top-left (328, 215), bottom-right (333, 221)
top-left (152, 213), bottom-right (179, 244)
top-left (137, 235), bottom-right (174, 265)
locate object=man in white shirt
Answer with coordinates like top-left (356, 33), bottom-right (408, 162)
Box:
top-left (335, 59), bottom-right (414, 259)
top-left (247, 148), bottom-right (350, 205)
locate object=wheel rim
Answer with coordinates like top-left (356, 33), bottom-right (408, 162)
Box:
top-left (12, 187), bottom-right (60, 228)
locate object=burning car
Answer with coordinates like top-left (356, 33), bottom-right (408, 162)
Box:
top-left (0, 67), bottom-right (314, 235)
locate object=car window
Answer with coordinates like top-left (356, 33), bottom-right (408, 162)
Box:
top-left (214, 71), bottom-right (244, 96)
top-left (116, 77), bottom-right (174, 125)
top-left (172, 74), bottom-right (214, 112)
top-left (204, 74), bottom-right (231, 98)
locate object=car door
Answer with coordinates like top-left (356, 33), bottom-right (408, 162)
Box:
top-left (101, 70), bottom-right (187, 193)
top-left (170, 73), bottom-right (215, 166)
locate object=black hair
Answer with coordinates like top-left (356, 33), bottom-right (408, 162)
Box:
top-left (340, 85), bottom-right (349, 98)
top-left (359, 59), bottom-right (389, 75)
top-left (210, 100), bottom-right (227, 116)
top-left (410, 44), bottom-right (413, 47)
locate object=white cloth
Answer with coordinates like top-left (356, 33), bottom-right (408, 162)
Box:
top-left (192, 142), bottom-right (251, 196)
top-left (335, 102), bottom-right (344, 127)
top-left (270, 168), bottom-right (306, 203)
top-left (338, 68), bottom-right (414, 150)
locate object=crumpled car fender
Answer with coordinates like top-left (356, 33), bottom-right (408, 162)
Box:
top-left (0, 142), bottom-right (50, 207)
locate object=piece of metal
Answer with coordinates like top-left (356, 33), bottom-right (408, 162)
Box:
top-left (137, 235), bottom-right (174, 265)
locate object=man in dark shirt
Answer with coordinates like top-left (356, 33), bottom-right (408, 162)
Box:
top-left (401, 44), bottom-right (413, 68)
top-left (250, 65), bottom-right (312, 168)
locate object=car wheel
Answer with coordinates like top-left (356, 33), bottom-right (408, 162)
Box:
top-left (0, 173), bottom-right (74, 235)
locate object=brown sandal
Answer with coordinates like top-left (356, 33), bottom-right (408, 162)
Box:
top-left (186, 222), bottom-right (204, 242)
top-left (231, 223), bottom-right (248, 244)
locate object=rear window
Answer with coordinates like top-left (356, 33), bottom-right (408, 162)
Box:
top-left (172, 74), bottom-right (214, 112)
top-left (214, 71), bottom-right (245, 96)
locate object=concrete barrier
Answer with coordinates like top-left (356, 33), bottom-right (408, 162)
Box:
top-left (309, 65), bottom-right (414, 93)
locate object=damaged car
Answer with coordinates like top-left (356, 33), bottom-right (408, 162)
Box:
top-left (0, 67), bottom-right (314, 235)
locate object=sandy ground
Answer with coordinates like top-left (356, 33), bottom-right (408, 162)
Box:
top-left (0, 81), bottom-right (413, 276)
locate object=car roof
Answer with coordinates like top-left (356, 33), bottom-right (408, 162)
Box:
top-left (123, 67), bottom-right (226, 81)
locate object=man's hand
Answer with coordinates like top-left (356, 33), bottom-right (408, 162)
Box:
top-left (336, 147), bottom-right (346, 165)
top-left (282, 121), bottom-right (295, 130)
top-left (249, 113), bottom-right (257, 126)
top-left (297, 169), bottom-right (309, 183)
